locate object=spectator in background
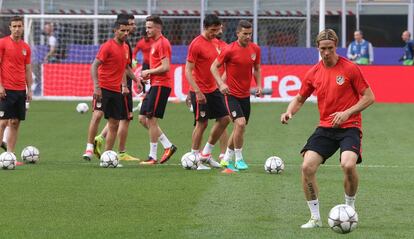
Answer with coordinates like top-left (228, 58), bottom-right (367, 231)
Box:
top-left (400, 30), bottom-right (414, 66)
top-left (43, 22), bottom-right (58, 63)
top-left (347, 30), bottom-right (374, 65)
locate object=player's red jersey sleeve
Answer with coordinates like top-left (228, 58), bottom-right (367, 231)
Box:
top-left (299, 66), bottom-right (317, 99)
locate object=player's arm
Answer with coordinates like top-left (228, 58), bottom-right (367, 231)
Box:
top-left (253, 63), bottom-right (262, 96)
top-left (25, 64), bottom-right (33, 102)
top-left (0, 46), bottom-right (5, 99)
top-left (125, 65), bottom-right (143, 93)
top-left (121, 71), bottom-right (129, 96)
top-left (330, 87), bottom-right (375, 127)
top-left (210, 58), bottom-right (228, 94)
top-left (185, 60), bottom-right (206, 104)
top-left (280, 94), bottom-right (307, 124)
top-left (142, 57), bottom-right (170, 78)
top-left (90, 59), bottom-right (102, 100)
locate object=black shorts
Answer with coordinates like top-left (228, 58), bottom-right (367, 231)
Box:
top-left (0, 90), bottom-right (26, 120)
top-left (125, 78), bottom-right (133, 120)
top-left (101, 88), bottom-right (128, 120)
top-left (224, 94), bottom-right (251, 124)
top-left (139, 86), bottom-right (171, 119)
top-left (301, 127), bottom-right (362, 164)
top-left (190, 89), bottom-right (228, 122)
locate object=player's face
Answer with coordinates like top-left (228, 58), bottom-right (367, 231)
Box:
top-left (146, 21), bottom-right (160, 39)
top-left (9, 20), bottom-right (24, 39)
top-left (115, 24), bottom-right (130, 42)
top-left (128, 19), bottom-right (136, 34)
top-left (237, 27), bottom-right (252, 46)
top-left (205, 25), bottom-right (221, 40)
top-left (318, 40), bottom-right (337, 65)
top-left (216, 25), bottom-right (224, 40)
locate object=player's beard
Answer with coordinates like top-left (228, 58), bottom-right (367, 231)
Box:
top-left (216, 32), bottom-right (223, 40)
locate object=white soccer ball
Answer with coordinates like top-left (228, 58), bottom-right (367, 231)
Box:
top-left (99, 150), bottom-right (119, 168)
top-left (328, 204), bottom-right (358, 234)
top-left (181, 152), bottom-right (197, 170)
top-left (264, 156), bottom-right (285, 174)
top-left (21, 146), bottom-right (40, 163)
top-left (76, 102), bottom-right (89, 114)
top-left (0, 152), bottom-right (17, 170)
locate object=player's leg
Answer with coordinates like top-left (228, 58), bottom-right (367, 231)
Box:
top-left (233, 96), bottom-right (250, 170)
top-left (301, 150), bottom-right (323, 228)
top-left (339, 128), bottom-right (362, 209)
top-left (83, 110), bottom-right (104, 160)
top-left (218, 129), bottom-right (228, 161)
top-left (94, 123), bottom-right (107, 159)
top-left (6, 119), bottom-right (20, 153)
top-left (1, 124), bottom-right (9, 151)
top-left (0, 120), bottom-right (8, 150)
top-left (340, 151), bottom-right (358, 209)
top-left (105, 118), bottom-right (119, 151)
top-left (118, 91), bottom-right (140, 161)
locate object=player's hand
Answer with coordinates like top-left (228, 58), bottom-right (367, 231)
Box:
top-left (0, 85), bottom-right (6, 99)
top-left (136, 82), bottom-right (143, 94)
top-left (280, 112), bottom-right (292, 124)
top-left (141, 70), bottom-right (150, 79)
top-left (255, 87), bottom-right (263, 97)
top-left (195, 91), bottom-right (206, 104)
top-left (330, 111), bottom-right (351, 128)
top-left (219, 83), bottom-right (229, 95)
top-left (26, 90), bottom-right (33, 102)
top-left (122, 86), bottom-right (130, 96)
top-left (185, 94), bottom-right (191, 107)
top-left (93, 88), bottom-right (102, 101)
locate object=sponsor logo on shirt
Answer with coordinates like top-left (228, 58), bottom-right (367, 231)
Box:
top-left (336, 75), bottom-right (345, 85)
top-left (251, 54), bottom-right (256, 61)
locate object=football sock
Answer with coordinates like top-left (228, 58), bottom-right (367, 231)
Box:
top-left (345, 194), bottom-right (356, 209)
top-left (149, 142), bottom-right (158, 160)
top-left (307, 199), bottom-right (320, 220)
top-left (86, 143), bottom-right (94, 151)
top-left (191, 149), bottom-right (199, 154)
top-left (158, 133), bottom-right (172, 149)
top-left (201, 142), bottom-right (214, 156)
top-left (223, 148), bottom-right (234, 162)
top-left (234, 148), bottom-right (243, 161)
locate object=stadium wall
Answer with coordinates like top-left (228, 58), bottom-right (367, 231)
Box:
top-left (42, 64), bottom-right (414, 103)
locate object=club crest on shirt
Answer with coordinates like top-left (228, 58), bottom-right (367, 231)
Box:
top-left (200, 111), bottom-right (206, 117)
top-left (22, 49), bottom-right (27, 56)
top-left (232, 111), bottom-right (237, 117)
top-left (336, 75), bottom-right (345, 85)
top-left (251, 54), bottom-right (256, 61)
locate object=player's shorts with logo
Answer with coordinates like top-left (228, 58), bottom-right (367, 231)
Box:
top-left (224, 94), bottom-right (251, 124)
top-left (101, 88), bottom-right (128, 120)
top-left (189, 89), bottom-right (228, 122)
top-left (139, 86), bottom-right (171, 119)
top-left (301, 127), bottom-right (362, 164)
top-left (0, 90), bottom-right (26, 120)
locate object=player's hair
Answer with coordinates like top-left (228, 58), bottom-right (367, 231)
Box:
top-left (9, 16), bottom-right (23, 25)
top-left (236, 20), bottom-right (252, 32)
top-left (117, 13), bottom-right (134, 21)
top-left (113, 19), bottom-right (129, 29)
top-left (316, 29), bottom-right (338, 46)
top-left (146, 15), bottom-right (163, 26)
top-left (203, 14), bottom-right (221, 28)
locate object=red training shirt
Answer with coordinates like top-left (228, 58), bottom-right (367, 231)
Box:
top-left (0, 36), bottom-right (31, 90)
top-left (299, 56), bottom-right (370, 129)
top-left (187, 35), bottom-right (225, 94)
top-left (149, 35), bottom-right (171, 87)
top-left (96, 39), bottom-right (129, 92)
top-left (217, 41), bottom-right (261, 98)
top-left (133, 37), bottom-right (154, 65)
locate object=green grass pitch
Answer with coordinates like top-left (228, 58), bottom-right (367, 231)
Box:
top-left (1, 101), bottom-right (413, 238)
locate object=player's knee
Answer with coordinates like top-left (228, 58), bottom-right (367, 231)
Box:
top-left (9, 119), bottom-right (20, 128)
top-left (196, 121), bottom-right (208, 130)
top-left (340, 160), bottom-right (356, 175)
top-left (219, 115), bottom-right (231, 126)
top-left (234, 118), bottom-right (246, 130)
top-left (301, 161), bottom-right (317, 176)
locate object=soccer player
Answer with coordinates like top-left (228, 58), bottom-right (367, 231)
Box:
top-left (185, 14), bottom-right (230, 170)
top-left (133, 31), bottom-right (154, 72)
top-left (92, 14), bottom-right (142, 161)
top-left (280, 29), bottom-right (375, 228)
top-left (0, 16), bottom-right (33, 166)
top-left (85, 19), bottom-right (134, 161)
top-left (211, 20), bottom-right (262, 171)
top-left (138, 15), bottom-right (177, 165)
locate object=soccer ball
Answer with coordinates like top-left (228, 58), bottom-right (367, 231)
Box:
top-left (0, 152), bottom-right (17, 170)
top-left (264, 156), bottom-right (285, 174)
top-left (21, 146), bottom-right (40, 163)
top-left (328, 204), bottom-right (358, 234)
top-left (99, 150), bottom-right (119, 168)
top-left (76, 102), bottom-right (89, 114)
top-left (181, 152), bottom-right (197, 170)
